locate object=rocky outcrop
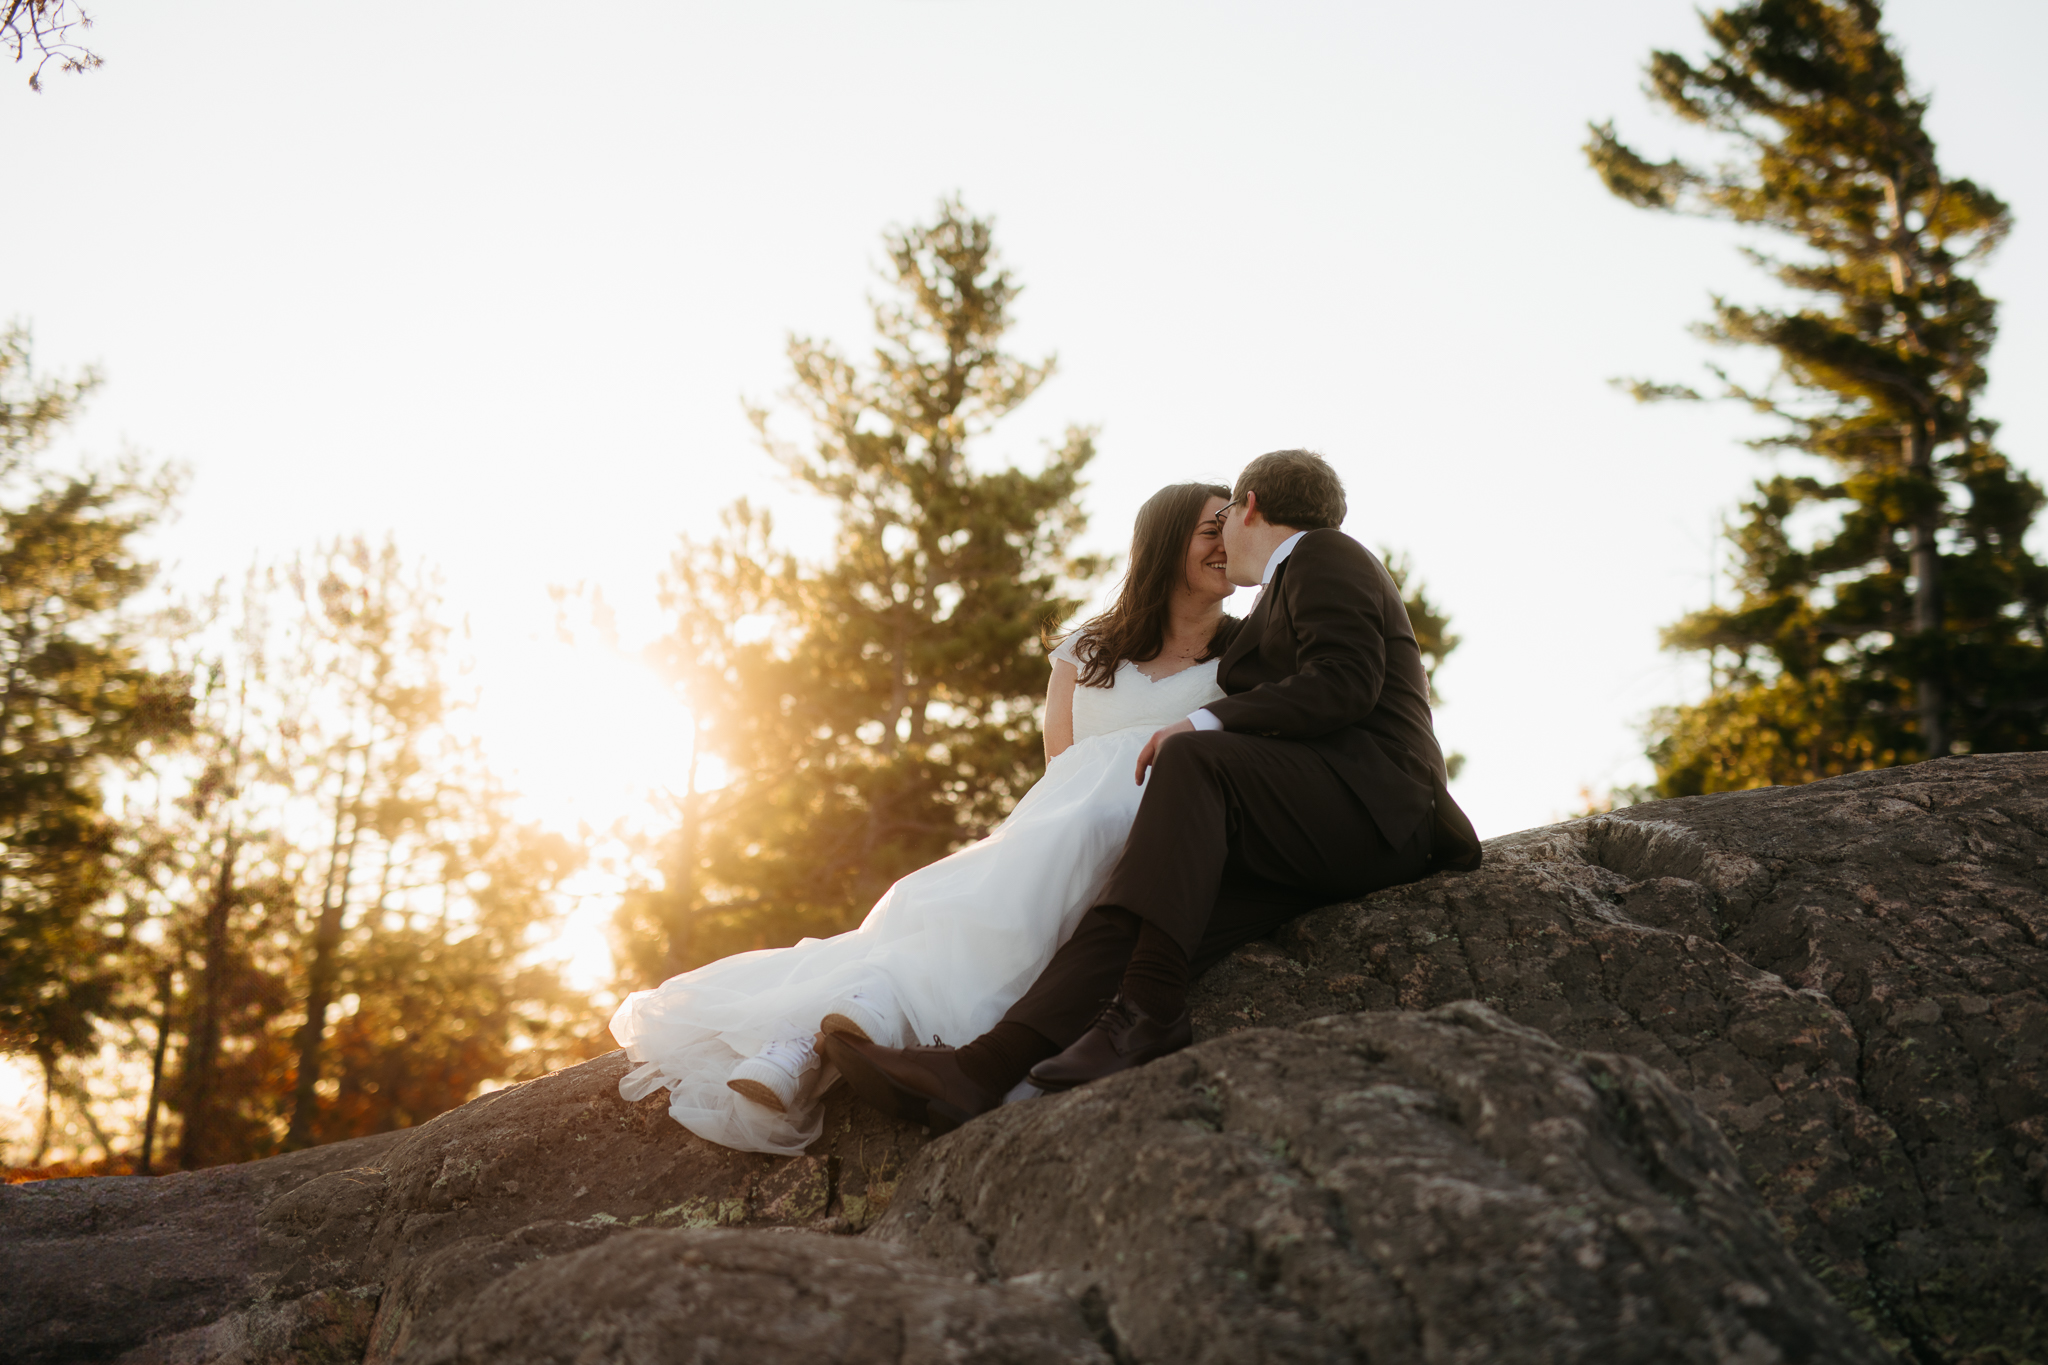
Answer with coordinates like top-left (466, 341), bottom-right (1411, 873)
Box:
top-left (0, 1007), bottom-right (1884, 1365)
top-left (0, 1064), bottom-right (923, 1365)
top-left (372, 1230), bottom-right (1114, 1365)
top-left (1191, 754), bottom-right (2048, 1363)
top-left (878, 1003), bottom-right (1890, 1365)
top-left (2, 755), bottom-right (2040, 1364)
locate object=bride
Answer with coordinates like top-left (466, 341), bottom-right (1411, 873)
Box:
top-left (610, 482), bottom-right (1239, 1155)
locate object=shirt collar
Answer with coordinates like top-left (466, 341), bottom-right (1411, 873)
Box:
top-left (1260, 530), bottom-right (1308, 587)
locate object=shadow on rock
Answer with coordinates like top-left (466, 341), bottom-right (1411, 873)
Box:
top-left (1190, 754), bottom-right (2047, 1363)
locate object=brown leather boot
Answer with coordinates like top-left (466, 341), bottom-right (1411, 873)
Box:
top-left (1027, 995), bottom-right (1193, 1092)
top-left (820, 1033), bottom-right (1004, 1134)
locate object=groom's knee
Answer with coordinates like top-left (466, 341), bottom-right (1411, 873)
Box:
top-left (1151, 727), bottom-right (1225, 779)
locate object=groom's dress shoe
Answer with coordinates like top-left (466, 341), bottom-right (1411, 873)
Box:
top-left (1028, 995), bottom-right (1193, 1092)
top-left (820, 1033), bottom-right (1002, 1135)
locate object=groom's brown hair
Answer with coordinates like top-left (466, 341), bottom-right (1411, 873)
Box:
top-left (1235, 449), bottom-right (1346, 530)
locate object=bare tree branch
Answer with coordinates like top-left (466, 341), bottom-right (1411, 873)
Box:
top-left (2, 0), bottom-right (100, 91)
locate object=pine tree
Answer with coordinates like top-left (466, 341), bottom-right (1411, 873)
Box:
top-left (1382, 549), bottom-right (1464, 780)
top-left (1587, 0), bottom-right (2047, 794)
top-left (105, 547), bottom-right (594, 1165)
top-left (0, 326), bottom-right (192, 1158)
top-left (117, 574), bottom-right (306, 1169)
top-left (625, 200), bottom-right (1104, 975)
top-left (277, 538), bottom-right (444, 1147)
top-left (278, 538), bottom-right (591, 1149)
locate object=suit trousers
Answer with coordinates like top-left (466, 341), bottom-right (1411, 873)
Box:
top-left (1002, 729), bottom-right (1432, 1047)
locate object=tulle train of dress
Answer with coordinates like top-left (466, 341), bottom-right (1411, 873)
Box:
top-left (608, 644), bottom-right (1225, 1155)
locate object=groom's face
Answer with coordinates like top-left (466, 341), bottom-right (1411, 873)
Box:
top-left (1217, 497), bottom-right (1263, 587)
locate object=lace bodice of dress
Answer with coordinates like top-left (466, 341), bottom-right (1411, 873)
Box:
top-left (1052, 635), bottom-right (1227, 743)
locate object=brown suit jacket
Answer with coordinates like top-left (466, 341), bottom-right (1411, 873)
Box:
top-left (1206, 528), bottom-right (1482, 872)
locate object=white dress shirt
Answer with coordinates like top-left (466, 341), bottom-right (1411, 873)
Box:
top-left (1186, 530), bottom-right (1307, 731)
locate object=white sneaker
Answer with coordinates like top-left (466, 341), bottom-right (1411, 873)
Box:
top-left (821, 982), bottom-right (897, 1045)
top-left (726, 1036), bottom-right (817, 1114)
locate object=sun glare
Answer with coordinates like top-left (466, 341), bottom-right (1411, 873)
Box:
top-left (477, 637), bottom-right (698, 828)
top-left (473, 632), bottom-right (699, 990)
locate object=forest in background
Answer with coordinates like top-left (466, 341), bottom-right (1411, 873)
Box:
top-left (0, 197), bottom-right (1463, 1176)
top-left (5, 0), bottom-right (2045, 1175)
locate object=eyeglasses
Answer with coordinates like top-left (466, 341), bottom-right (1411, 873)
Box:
top-left (1211, 494), bottom-right (1246, 528)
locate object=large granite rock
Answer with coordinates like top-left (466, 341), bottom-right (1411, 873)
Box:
top-left (0, 1008), bottom-right (1883, 1365)
top-left (379, 1230), bottom-right (1112, 1365)
top-left (0, 1067), bottom-right (926, 1364)
top-left (878, 1002), bottom-right (1891, 1365)
top-left (1190, 753), bottom-right (2048, 1363)
top-left (2, 755), bottom-right (2039, 1364)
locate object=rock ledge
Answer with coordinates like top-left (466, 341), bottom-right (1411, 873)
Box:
top-left (3, 755), bottom-right (2041, 1365)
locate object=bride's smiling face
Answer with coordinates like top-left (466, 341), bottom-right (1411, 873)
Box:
top-left (1183, 496), bottom-right (1234, 601)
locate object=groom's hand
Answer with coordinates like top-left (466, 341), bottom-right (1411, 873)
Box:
top-left (1135, 718), bottom-right (1196, 785)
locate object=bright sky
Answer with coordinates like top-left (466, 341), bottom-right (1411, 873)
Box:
top-left (7, 0), bottom-right (2045, 851)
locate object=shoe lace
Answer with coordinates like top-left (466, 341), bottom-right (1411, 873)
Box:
top-left (1085, 997), bottom-right (1138, 1033)
top-left (757, 1035), bottom-right (814, 1069)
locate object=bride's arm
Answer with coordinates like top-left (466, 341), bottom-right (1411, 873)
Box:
top-left (1044, 659), bottom-right (1078, 760)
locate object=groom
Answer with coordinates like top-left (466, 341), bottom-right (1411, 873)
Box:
top-left (825, 449), bottom-right (1481, 1131)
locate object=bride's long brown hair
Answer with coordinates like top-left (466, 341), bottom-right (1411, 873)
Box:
top-left (1060, 481), bottom-right (1239, 688)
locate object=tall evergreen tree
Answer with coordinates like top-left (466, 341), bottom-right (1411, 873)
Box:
top-left (0, 327), bottom-right (191, 1159)
top-left (278, 538), bottom-right (446, 1147)
top-left (102, 548), bottom-right (594, 1166)
top-left (624, 200), bottom-right (1104, 975)
top-left (1588, 0), bottom-right (2047, 794)
top-left (115, 574), bottom-right (305, 1169)
top-left (1382, 549), bottom-right (1464, 780)
top-left (277, 538), bottom-right (591, 1150)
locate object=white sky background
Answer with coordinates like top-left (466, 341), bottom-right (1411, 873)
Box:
top-left (6, 0), bottom-right (2046, 851)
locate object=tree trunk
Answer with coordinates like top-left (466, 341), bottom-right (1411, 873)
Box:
top-left (140, 966), bottom-right (172, 1174)
top-left (0, 627), bottom-right (33, 913)
top-left (287, 750), bottom-right (363, 1149)
top-left (57, 1067), bottom-right (114, 1162)
top-left (1907, 424), bottom-right (1947, 758)
top-left (31, 1053), bottom-right (53, 1165)
top-left (881, 614), bottom-right (909, 759)
top-left (178, 836), bottom-right (239, 1167)
top-left (287, 887), bottom-right (349, 1149)
top-left (661, 719), bottom-right (706, 979)
top-left (862, 615), bottom-right (914, 867)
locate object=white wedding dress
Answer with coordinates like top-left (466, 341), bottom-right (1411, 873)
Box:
top-left (609, 636), bottom-right (1225, 1155)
